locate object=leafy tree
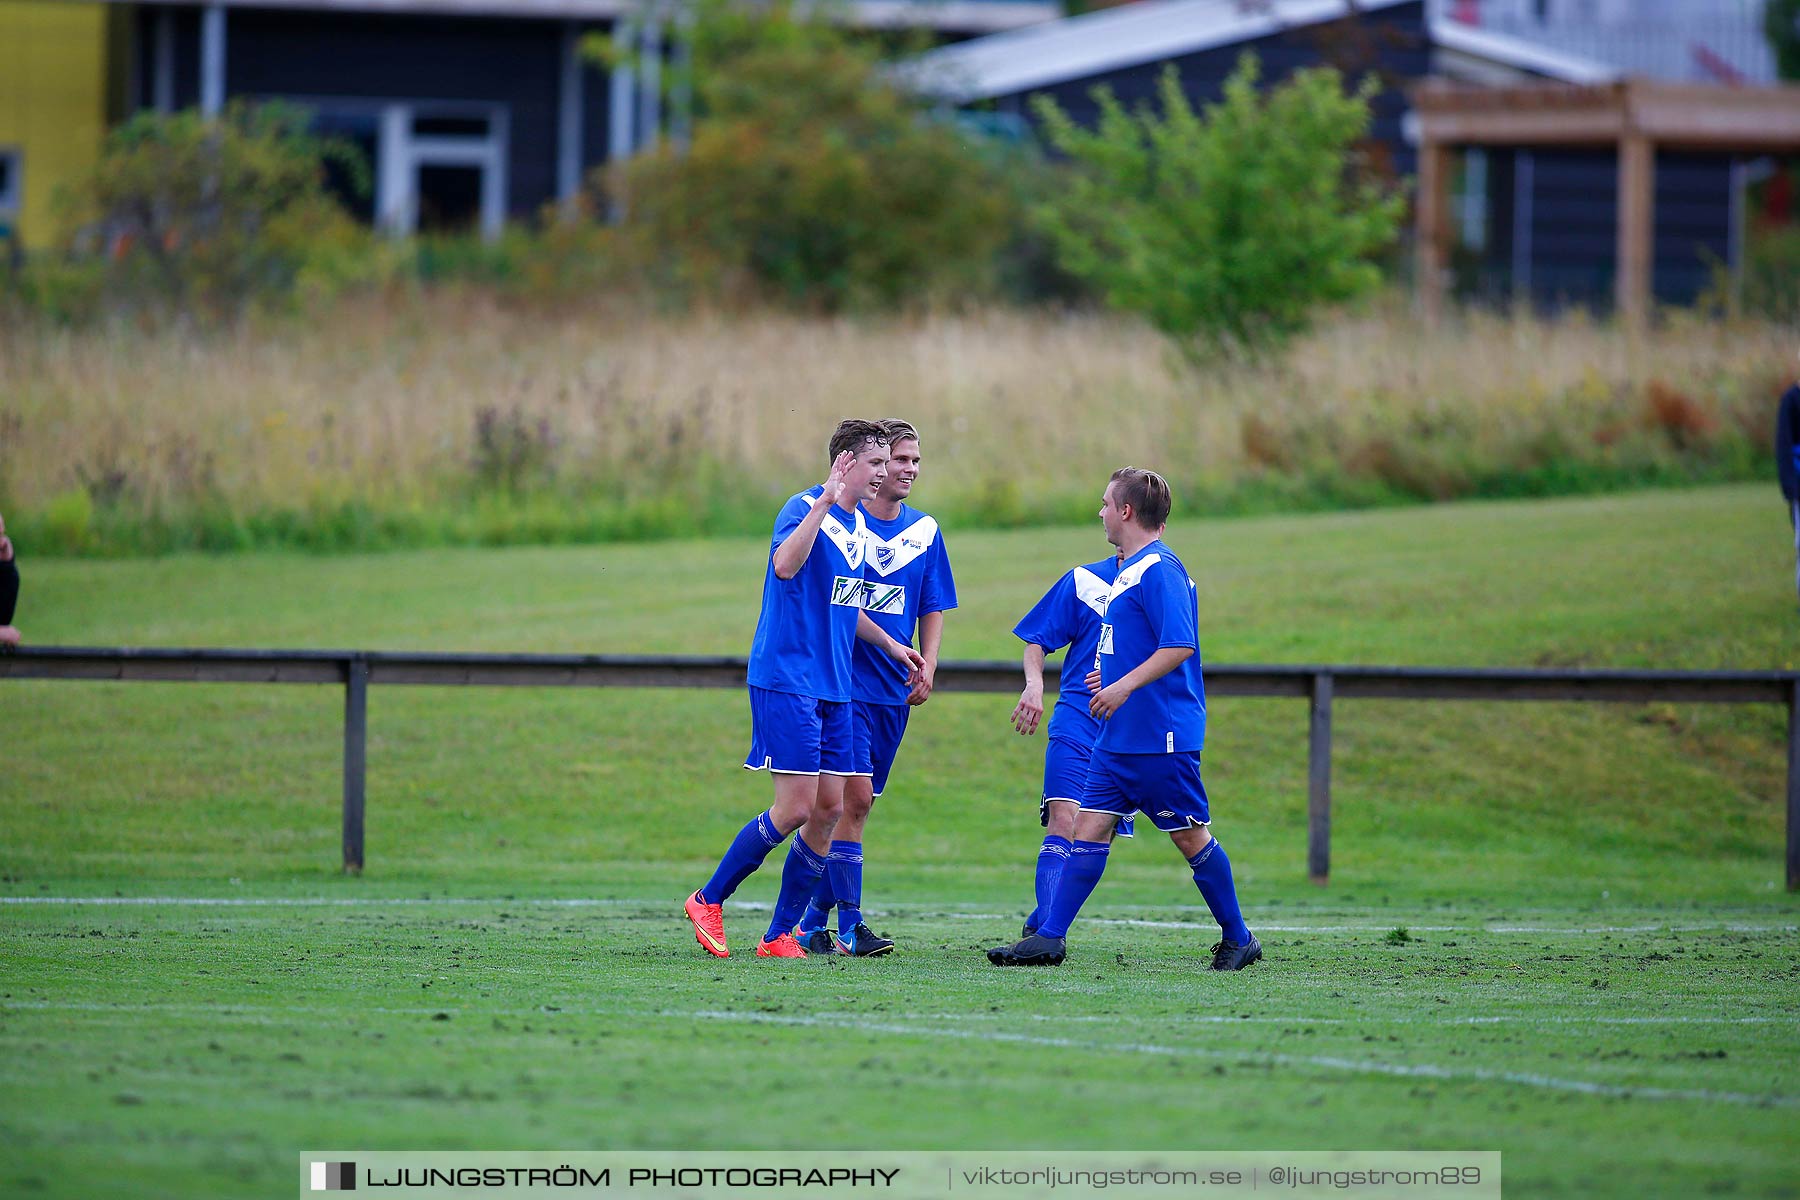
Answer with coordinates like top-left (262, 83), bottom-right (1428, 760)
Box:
top-left (57, 101), bottom-right (379, 319)
top-left (1031, 54), bottom-right (1405, 356)
top-left (608, 0), bottom-right (1013, 309)
top-left (1768, 0), bottom-right (1800, 81)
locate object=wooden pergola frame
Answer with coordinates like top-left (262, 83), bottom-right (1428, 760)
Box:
top-left (1413, 79), bottom-right (1800, 325)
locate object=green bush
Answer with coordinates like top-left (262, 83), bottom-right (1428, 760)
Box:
top-left (1766, 0), bottom-right (1800, 81)
top-left (1707, 224), bottom-right (1800, 322)
top-left (50, 101), bottom-right (394, 321)
top-left (1031, 55), bottom-right (1406, 356)
top-left (609, 0), bottom-right (1014, 309)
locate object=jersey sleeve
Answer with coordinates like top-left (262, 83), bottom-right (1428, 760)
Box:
top-left (769, 494), bottom-right (812, 556)
top-left (1141, 560), bottom-right (1198, 651)
top-left (1012, 573), bottom-right (1076, 653)
top-left (919, 536), bottom-right (958, 616)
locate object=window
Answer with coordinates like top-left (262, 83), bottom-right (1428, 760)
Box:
top-left (266, 97), bottom-right (508, 239)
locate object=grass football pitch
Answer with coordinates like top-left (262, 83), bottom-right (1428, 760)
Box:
top-left (2, 484), bottom-right (1797, 1199)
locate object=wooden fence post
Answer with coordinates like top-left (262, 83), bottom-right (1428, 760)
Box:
top-left (1308, 671), bottom-right (1334, 885)
top-left (1788, 677), bottom-right (1799, 893)
top-left (343, 656), bottom-right (368, 875)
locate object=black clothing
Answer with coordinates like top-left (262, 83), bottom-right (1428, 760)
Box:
top-left (1777, 384), bottom-right (1800, 503)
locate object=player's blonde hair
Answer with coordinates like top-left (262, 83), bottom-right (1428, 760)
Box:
top-left (878, 418), bottom-right (920, 448)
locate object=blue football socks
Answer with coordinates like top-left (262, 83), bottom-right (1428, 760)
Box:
top-left (825, 840), bottom-right (865, 934)
top-left (766, 836), bottom-right (830, 943)
top-left (1034, 840), bottom-right (1110, 939)
top-left (699, 810), bottom-right (785, 907)
top-left (1027, 835), bottom-right (1073, 931)
top-left (1188, 837), bottom-right (1251, 945)
top-left (797, 890), bottom-right (833, 935)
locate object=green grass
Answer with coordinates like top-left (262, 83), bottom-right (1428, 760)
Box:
top-left (2, 484), bottom-right (1798, 1199)
top-left (2, 898), bottom-right (1796, 1198)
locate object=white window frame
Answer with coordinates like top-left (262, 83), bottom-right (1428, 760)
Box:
top-left (259, 95), bottom-right (510, 241)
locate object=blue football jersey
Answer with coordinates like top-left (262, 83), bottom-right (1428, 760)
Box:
top-left (853, 503), bottom-right (958, 705)
top-left (746, 486), bottom-right (870, 703)
top-left (1095, 540), bottom-right (1207, 754)
top-left (1012, 556), bottom-right (1120, 747)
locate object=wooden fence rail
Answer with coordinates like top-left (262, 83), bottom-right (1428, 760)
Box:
top-left (5, 647), bottom-right (1795, 890)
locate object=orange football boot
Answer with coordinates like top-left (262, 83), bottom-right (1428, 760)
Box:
top-left (755, 932), bottom-right (808, 958)
top-left (685, 890), bottom-right (728, 958)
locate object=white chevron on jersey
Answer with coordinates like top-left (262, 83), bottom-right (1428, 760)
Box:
top-left (1107, 552), bottom-right (1162, 604)
top-left (863, 514), bottom-right (940, 578)
top-left (1071, 566), bottom-right (1112, 616)
top-left (818, 505), bottom-right (868, 570)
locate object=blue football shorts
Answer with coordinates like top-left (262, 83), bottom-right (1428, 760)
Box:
top-left (1080, 748), bottom-right (1210, 832)
top-left (852, 700), bottom-right (911, 797)
top-left (1041, 736), bottom-right (1134, 838)
top-left (744, 686), bottom-right (860, 777)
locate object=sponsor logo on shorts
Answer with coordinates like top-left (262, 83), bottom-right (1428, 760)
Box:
top-left (832, 576), bottom-right (867, 607)
top-left (1158, 810), bottom-right (1175, 819)
top-left (862, 582), bottom-right (906, 615)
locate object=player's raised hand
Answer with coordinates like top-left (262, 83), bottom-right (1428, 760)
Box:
top-left (820, 451), bottom-right (857, 504)
top-left (1011, 683), bottom-right (1043, 735)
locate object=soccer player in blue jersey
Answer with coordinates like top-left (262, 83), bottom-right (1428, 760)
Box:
top-left (794, 419), bottom-right (958, 957)
top-left (989, 467), bottom-right (1261, 971)
top-left (1007, 549), bottom-right (1134, 940)
top-left (684, 420), bottom-right (924, 959)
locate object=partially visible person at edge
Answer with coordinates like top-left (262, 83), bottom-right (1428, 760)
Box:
top-left (0, 511), bottom-right (20, 648)
top-left (683, 421), bottom-right (924, 959)
top-left (1776, 372), bottom-right (1800, 606)
top-left (794, 418), bottom-right (958, 957)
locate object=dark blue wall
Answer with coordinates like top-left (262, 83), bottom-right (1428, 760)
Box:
top-left (131, 3), bottom-right (613, 220)
top-left (1528, 148), bottom-right (1617, 306)
top-left (1655, 151), bottom-right (1733, 306)
top-left (1471, 146), bottom-right (1734, 310)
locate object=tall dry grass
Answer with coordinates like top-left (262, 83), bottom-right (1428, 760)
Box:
top-left (0, 294), bottom-right (1791, 553)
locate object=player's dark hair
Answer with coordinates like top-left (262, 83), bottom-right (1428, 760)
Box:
top-left (879, 418), bottom-right (920, 448)
top-left (828, 419), bottom-right (890, 463)
top-left (1110, 467), bottom-right (1172, 529)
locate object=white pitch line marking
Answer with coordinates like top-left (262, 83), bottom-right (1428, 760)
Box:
top-left (5, 999), bottom-right (1793, 1034)
top-left (1, 896), bottom-right (1791, 936)
top-left (668, 1009), bottom-right (1800, 1109)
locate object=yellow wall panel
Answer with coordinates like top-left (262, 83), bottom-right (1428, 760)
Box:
top-left (0, 1), bottom-right (111, 250)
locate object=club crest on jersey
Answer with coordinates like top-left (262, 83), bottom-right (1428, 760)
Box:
top-left (831, 576), bottom-right (866, 608)
top-left (873, 543), bottom-right (896, 571)
top-left (862, 583), bottom-right (906, 615)
top-left (1098, 625), bottom-right (1114, 655)
top-left (822, 516), bottom-right (865, 568)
